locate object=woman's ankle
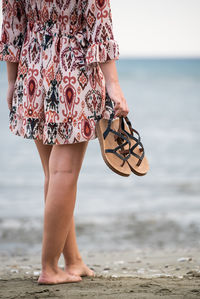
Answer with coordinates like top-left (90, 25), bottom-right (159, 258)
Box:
top-left (64, 254), bottom-right (83, 266)
top-left (41, 262), bottom-right (60, 275)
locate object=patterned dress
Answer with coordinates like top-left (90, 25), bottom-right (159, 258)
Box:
top-left (0, 0), bottom-right (119, 144)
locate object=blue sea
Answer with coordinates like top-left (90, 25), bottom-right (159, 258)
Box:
top-left (0, 58), bottom-right (200, 255)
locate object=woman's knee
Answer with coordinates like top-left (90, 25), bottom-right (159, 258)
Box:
top-left (49, 167), bottom-right (78, 187)
top-left (48, 143), bottom-right (87, 181)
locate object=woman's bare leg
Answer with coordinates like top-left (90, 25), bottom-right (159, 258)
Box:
top-left (62, 213), bottom-right (94, 276)
top-left (34, 140), bottom-right (93, 283)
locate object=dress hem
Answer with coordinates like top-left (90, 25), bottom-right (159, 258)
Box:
top-left (9, 111), bottom-right (99, 145)
top-left (9, 127), bottom-right (97, 145)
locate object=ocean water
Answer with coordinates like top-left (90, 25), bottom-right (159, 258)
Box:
top-left (0, 58), bottom-right (200, 255)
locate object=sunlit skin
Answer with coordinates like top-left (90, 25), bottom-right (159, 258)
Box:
top-left (5, 59), bottom-right (129, 284)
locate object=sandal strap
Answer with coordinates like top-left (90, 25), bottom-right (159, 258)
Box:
top-left (121, 116), bottom-right (141, 143)
top-left (130, 141), bottom-right (145, 166)
top-left (104, 130), bottom-right (131, 162)
top-left (105, 147), bottom-right (130, 162)
top-left (102, 114), bottom-right (131, 166)
top-left (103, 115), bottom-right (131, 150)
top-left (103, 112), bottom-right (115, 140)
top-left (120, 116), bottom-right (145, 166)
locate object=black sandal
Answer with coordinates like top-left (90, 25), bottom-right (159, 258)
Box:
top-left (95, 112), bottom-right (132, 177)
top-left (120, 116), bottom-right (149, 176)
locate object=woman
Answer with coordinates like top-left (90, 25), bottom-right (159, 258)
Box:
top-left (0, 0), bottom-right (129, 284)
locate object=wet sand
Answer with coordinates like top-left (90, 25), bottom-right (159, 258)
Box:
top-left (0, 248), bottom-right (200, 298)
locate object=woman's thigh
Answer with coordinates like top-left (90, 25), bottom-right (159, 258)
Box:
top-left (34, 140), bottom-right (53, 176)
top-left (34, 140), bottom-right (89, 178)
top-left (49, 141), bottom-right (89, 178)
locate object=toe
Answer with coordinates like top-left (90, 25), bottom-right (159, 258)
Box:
top-left (70, 274), bottom-right (82, 282)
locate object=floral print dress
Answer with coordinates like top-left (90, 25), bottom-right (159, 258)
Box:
top-left (0, 0), bottom-right (120, 144)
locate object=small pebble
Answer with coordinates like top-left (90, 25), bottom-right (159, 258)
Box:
top-left (177, 257), bottom-right (192, 262)
top-left (151, 273), bottom-right (172, 278)
top-left (20, 258), bottom-right (29, 262)
top-left (33, 271), bottom-right (40, 276)
top-left (136, 257), bottom-right (141, 263)
top-left (137, 268), bottom-right (145, 274)
top-left (149, 269), bottom-right (161, 273)
top-left (114, 260), bottom-right (124, 265)
top-left (186, 270), bottom-right (200, 277)
top-left (19, 266), bottom-right (31, 270)
top-left (10, 269), bottom-right (19, 273)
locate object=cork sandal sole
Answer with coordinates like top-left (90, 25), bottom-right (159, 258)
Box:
top-left (95, 117), bottom-right (131, 177)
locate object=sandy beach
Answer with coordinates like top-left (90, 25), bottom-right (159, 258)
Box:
top-left (0, 247), bottom-right (200, 298)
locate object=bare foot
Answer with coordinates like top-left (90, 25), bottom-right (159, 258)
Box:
top-left (65, 260), bottom-right (95, 277)
top-left (38, 266), bottom-right (82, 285)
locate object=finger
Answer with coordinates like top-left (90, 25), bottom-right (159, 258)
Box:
top-left (114, 107), bottom-right (122, 116)
top-left (114, 107), bottom-right (120, 116)
top-left (125, 102), bottom-right (129, 113)
top-left (116, 106), bottom-right (129, 118)
top-left (115, 108), bottom-right (123, 117)
top-left (119, 102), bottom-right (127, 117)
top-left (123, 107), bottom-right (129, 117)
top-left (114, 101), bottom-right (120, 111)
top-left (120, 104), bottom-right (126, 116)
top-left (122, 100), bottom-right (129, 117)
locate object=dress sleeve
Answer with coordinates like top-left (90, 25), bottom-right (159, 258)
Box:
top-left (82, 0), bottom-right (120, 66)
top-left (0, 0), bottom-right (27, 62)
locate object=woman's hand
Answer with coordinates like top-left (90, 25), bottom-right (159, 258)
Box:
top-left (99, 59), bottom-right (129, 117)
top-left (6, 81), bottom-right (16, 111)
top-left (105, 81), bottom-right (129, 117)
